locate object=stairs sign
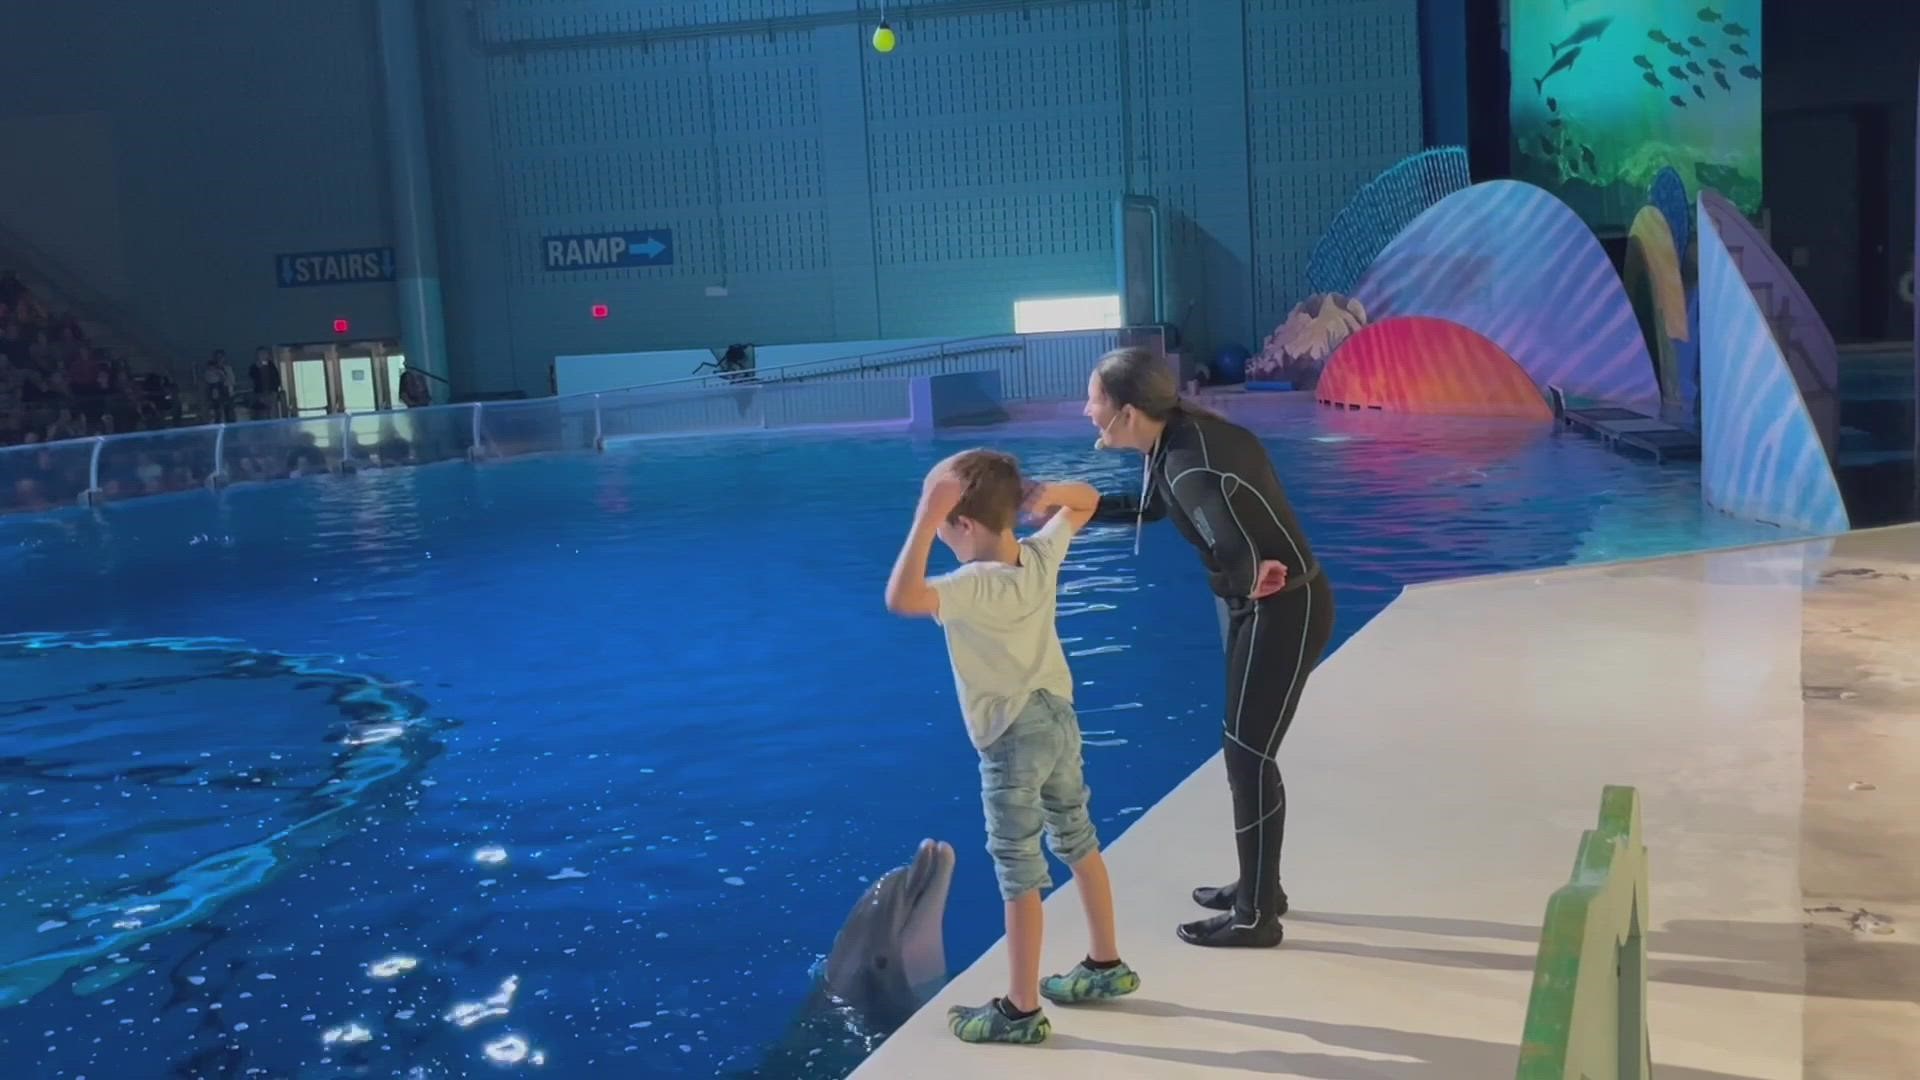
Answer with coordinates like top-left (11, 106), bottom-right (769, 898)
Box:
top-left (541, 230), bottom-right (674, 271)
top-left (275, 247), bottom-right (397, 288)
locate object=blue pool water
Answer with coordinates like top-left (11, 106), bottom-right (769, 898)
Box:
top-left (0, 405), bottom-right (1794, 1077)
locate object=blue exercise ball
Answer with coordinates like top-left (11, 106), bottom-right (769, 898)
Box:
top-left (1213, 344), bottom-right (1251, 385)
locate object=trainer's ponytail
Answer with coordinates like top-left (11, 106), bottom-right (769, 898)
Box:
top-left (1092, 348), bottom-right (1180, 420)
top-left (1092, 347), bottom-right (1217, 421)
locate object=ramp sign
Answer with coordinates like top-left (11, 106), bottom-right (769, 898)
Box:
top-left (543, 229), bottom-right (674, 271)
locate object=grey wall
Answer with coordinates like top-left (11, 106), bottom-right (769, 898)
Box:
top-left (433, 0), bottom-right (1424, 396)
top-left (1763, 0), bottom-right (1917, 341)
top-left (0, 0), bottom-right (1427, 398)
top-left (0, 0), bottom-right (396, 372)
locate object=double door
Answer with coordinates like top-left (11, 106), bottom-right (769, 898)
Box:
top-left (281, 341), bottom-right (408, 417)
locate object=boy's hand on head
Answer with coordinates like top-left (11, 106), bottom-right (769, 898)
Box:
top-left (919, 469), bottom-right (966, 519)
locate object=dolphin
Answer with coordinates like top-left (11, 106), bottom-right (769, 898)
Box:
top-left (1550, 16), bottom-right (1613, 57)
top-left (1534, 46), bottom-right (1583, 94)
top-left (726, 839), bottom-right (957, 1076)
top-left (820, 838), bottom-right (956, 1030)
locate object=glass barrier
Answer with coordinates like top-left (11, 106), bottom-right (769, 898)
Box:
top-left (221, 416), bottom-right (347, 484)
top-left (595, 377), bottom-right (912, 442)
top-left (0, 327), bottom-right (1168, 517)
top-left (94, 427), bottom-right (221, 503)
top-left (0, 439), bottom-right (95, 513)
top-left (478, 398), bottom-right (574, 457)
top-left (597, 384), bottom-right (773, 441)
top-left (555, 394), bottom-right (603, 449)
top-left (346, 406), bottom-right (476, 468)
top-left (755, 377), bottom-right (913, 428)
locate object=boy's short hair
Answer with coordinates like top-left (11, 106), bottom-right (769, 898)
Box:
top-left (943, 449), bottom-right (1023, 532)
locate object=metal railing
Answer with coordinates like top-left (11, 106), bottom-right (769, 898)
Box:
top-left (0, 326), bottom-right (1161, 517)
top-left (604, 326), bottom-right (1162, 399)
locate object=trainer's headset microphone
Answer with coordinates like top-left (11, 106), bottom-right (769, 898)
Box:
top-left (1093, 408), bottom-right (1150, 556)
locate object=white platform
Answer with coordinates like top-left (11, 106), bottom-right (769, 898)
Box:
top-left (853, 526), bottom-right (1920, 1079)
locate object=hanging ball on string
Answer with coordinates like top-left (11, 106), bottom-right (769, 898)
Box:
top-left (872, 21), bottom-right (897, 53)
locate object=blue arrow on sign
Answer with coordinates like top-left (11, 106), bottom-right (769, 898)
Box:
top-left (632, 237), bottom-right (666, 260)
top-left (381, 248), bottom-right (396, 278)
top-left (278, 256), bottom-right (296, 287)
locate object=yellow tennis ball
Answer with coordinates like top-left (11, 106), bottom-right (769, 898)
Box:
top-left (872, 23), bottom-right (896, 53)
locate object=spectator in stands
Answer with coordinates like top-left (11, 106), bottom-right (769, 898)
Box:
top-left (46, 406), bottom-right (83, 442)
top-left (204, 349), bottom-right (236, 424)
top-left (249, 346), bottom-right (284, 419)
top-left (17, 363), bottom-right (50, 407)
top-left (399, 366), bottom-right (431, 408)
top-left (0, 319), bottom-right (25, 369)
top-left (49, 321), bottom-right (83, 373)
top-left (74, 363), bottom-right (110, 426)
top-left (67, 344), bottom-right (99, 390)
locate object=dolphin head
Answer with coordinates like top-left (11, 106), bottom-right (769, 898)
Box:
top-left (820, 839), bottom-right (955, 1031)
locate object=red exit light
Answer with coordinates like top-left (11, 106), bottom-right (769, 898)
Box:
top-left (332, 318), bottom-right (350, 334)
top-left (591, 303), bottom-right (609, 320)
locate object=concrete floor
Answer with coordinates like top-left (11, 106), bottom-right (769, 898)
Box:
top-left (853, 526), bottom-right (1920, 1079)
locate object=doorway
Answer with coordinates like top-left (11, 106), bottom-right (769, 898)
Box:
top-left (279, 339), bottom-right (407, 417)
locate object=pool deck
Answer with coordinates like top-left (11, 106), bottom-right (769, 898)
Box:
top-left (852, 525), bottom-right (1920, 1079)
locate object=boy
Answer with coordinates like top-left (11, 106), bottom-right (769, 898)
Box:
top-left (884, 449), bottom-right (1140, 1046)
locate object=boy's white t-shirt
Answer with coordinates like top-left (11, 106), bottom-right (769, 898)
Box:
top-left (929, 513), bottom-right (1077, 750)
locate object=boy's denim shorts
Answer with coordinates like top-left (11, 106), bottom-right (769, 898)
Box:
top-left (977, 689), bottom-right (1100, 900)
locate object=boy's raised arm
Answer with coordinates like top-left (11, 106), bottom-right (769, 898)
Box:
top-left (1024, 480), bottom-right (1101, 534)
top-left (885, 473), bottom-right (964, 618)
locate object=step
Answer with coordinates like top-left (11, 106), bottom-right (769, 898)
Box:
top-left (1838, 449), bottom-right (1914, 468)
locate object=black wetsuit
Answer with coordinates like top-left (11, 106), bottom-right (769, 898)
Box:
top-left (1096, 406), bottom-right (1335, 943)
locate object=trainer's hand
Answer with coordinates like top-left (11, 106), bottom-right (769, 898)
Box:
top-left (1250, 559), bottom-right (1288, 600)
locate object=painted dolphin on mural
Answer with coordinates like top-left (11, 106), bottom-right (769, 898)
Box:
top-left (1550, 16), bottom-right (1613, 57)
top-left (725, 839), bottom-right (956, 1076)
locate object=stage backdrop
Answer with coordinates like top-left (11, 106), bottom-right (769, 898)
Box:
top-left (1510, 0), bottom-right (1760, 233)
